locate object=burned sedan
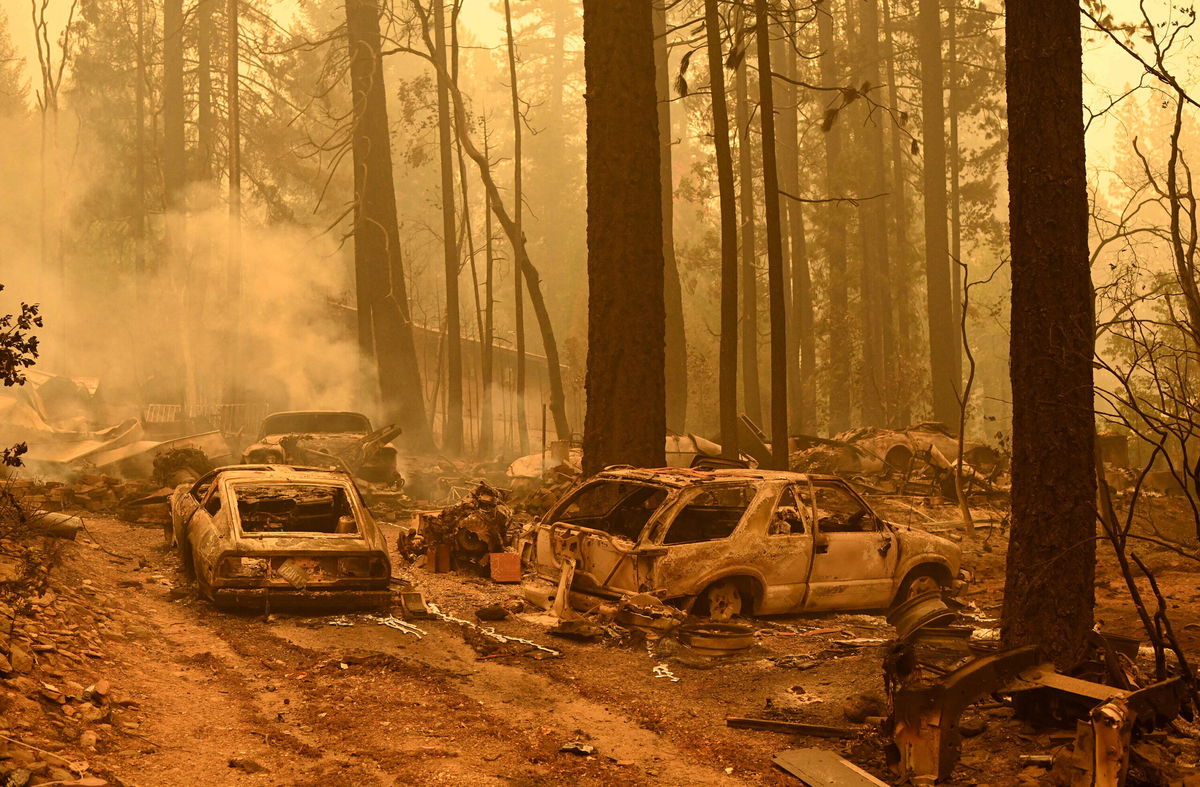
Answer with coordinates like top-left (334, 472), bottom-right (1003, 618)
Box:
top-left (167, 465), bottom-right (392, 610)
top-left (241, 410), bottom-right (402, 486)
top-left (519, 467), bottom-right (962, 620)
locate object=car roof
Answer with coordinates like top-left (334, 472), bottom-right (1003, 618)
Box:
top-left (207, 464), bottom-right (356, 485)
top-left (593, 466), bottom-right (840, 488)
top-left (261, 410), bottom-right (370, 419)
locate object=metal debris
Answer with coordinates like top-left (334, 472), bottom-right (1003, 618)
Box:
top-left (374, 615), bottom-right (426, 639)
top-left (427, 603), bottom-right (560, 657)
top-left (652, 663), bottom-right (679, 682)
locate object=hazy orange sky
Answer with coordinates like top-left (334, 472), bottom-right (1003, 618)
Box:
top-left (0, 0), bottom-right (1193, 170)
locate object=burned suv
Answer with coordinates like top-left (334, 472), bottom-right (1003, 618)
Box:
top-left (242, 410), bottom-right (402, 486)
top-left (167, 465), bottom-right (392, 610)
top-left (519, 467), bottom-right (962, 619)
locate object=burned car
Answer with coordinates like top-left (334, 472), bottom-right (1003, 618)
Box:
top-left (167, 465), bottom-right (392, 610)
top-left (241, 410), bottom-right (402, 486)
top-left (519, 467), bottom-right (962, 620)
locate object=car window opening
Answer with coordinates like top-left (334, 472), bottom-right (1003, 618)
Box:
top-left (807, 485), bottom-right (872, 533)
top-left (770, 487), bottom-right (806, 535)
top-left (234, 484), bottom-right (358, 534)
top-left (663, 484), bottom-right (754, 545)
top-left (551, 481), bottom-right (668, 541)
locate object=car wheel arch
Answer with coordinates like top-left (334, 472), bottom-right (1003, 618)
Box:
top-left (892, 561), bottom-right (954, 603)
top-left (687, 571), bottom-right (766, 615)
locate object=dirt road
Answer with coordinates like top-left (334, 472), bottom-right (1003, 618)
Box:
top-left (21, 511), bottom-right (1200, 786)
top-left (68, 515), bottom-right (888, 786)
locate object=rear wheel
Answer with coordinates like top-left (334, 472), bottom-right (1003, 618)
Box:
top-left (700, 579), bottom-right (745, 621)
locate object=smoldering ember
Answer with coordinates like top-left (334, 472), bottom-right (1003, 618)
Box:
top-left (3, 1), bottom-right (1200, 787)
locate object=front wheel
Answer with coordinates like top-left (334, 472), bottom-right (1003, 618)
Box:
top-left (701, 579), bottom-right (745, 621)
top-left (893, 570), bottom-right (946, 607)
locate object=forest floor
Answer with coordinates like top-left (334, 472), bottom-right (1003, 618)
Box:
top-left (4, 500), bottom-right (1200, 786)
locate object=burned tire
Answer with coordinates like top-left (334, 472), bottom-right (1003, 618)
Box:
top-left (699, 579), bottom-right (746, 622)
top-left (892, 568), bottom-right (948, 608)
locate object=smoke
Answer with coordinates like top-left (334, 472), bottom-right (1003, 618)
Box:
top-left (0, 119), bottom-right (372, 429)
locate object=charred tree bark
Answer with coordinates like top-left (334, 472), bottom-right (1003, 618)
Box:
top-left (734, 51), bottom-right (763, 425)
top-left (582, 0), bottom-right (667, 474)
top-left (818, 0), bottom-right (851, 433)
top-left (345, 0), bottom-right (434, 450)
top-left (654, 0), bottom-right (689, 433)
top-left (503, 0), bottom-right (530, 455)
top-left (1001, 0), bottom-right (1096, 668)
top-left (706, 0), bottom-right (740, 457)
top-left (433, 0), bottom-right (463, 455)
top-left (755, 0), bottom-right (788, 469)
top-left (917, 0), bottom-right (958, 426)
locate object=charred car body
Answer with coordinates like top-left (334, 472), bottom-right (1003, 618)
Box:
top-left (519, 467), bottom-right (962, 619)
top-left (168, 465), bottom-right (392, 610)
top-left (241, 411), bottom-right (402, 486)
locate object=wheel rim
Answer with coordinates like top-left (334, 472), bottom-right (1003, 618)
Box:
top-left (706, 581), bottom-right (743, 621)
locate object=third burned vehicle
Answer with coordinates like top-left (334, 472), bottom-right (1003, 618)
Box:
top-left (519, 467), bottom-right (963, 620)
top-left (241, 410), bottom-right (402, 485)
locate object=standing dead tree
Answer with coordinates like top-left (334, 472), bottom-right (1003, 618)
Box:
top-left (395, 2), bottom-right (573, 442)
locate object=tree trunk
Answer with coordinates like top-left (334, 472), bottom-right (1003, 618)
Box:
top-left (917, 0), bottom-right (958, 426)
top-left (857, 0), bottom-right (893, 426)
top-left (503, 0), bottom-right (530, 455)
top-left (653, 0), bottom-right (688, 434)
top-left (734, 52), bottom-right (763, 425)
top-left (344, 0), bottom-right (434, 450)
top-left (226, 0), bottom-right (242, 397)
top-left (481, 185), bottom-right (495, 456)
top-left (581, 0), bottom-right (667, 474)
top-left (705, 0), bottom-right (740, 457)
top-left (197, 0), bottom-right (215, 181)
top-left (947, 0), bottom-right (964, 387)
top-left (433, 0), bottom-right (463, 454)
top-left (1001, 0), bottom-right (1096, 668)
top-left (882, 0), bottom-right (912, 426)
top-left (781, 11), bottom-right (816, 434)
top-left (163, 0), bottom-right (196, 411)
top-left (775, 19), bottom-right (800, 433)
top-left (133, 0), bottom-right (146, 282)
top-left (818, 0), bottom-right (851, 433)
top-left (755, 0), bottom-right (789, 469)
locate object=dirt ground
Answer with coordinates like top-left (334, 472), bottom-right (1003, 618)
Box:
top-left (4, 500), bottom-right (1200, 786)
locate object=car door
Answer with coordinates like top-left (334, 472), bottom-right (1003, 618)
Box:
top-left (752, 484), bottom-right (816, 614)
top-left (651, 481), bottom-right (763, 596)
top-left (800, 479), bottom-right (898, 611)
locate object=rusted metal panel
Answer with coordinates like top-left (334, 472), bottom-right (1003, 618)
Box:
top-left (772, 748), bottom-right (891, 786)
